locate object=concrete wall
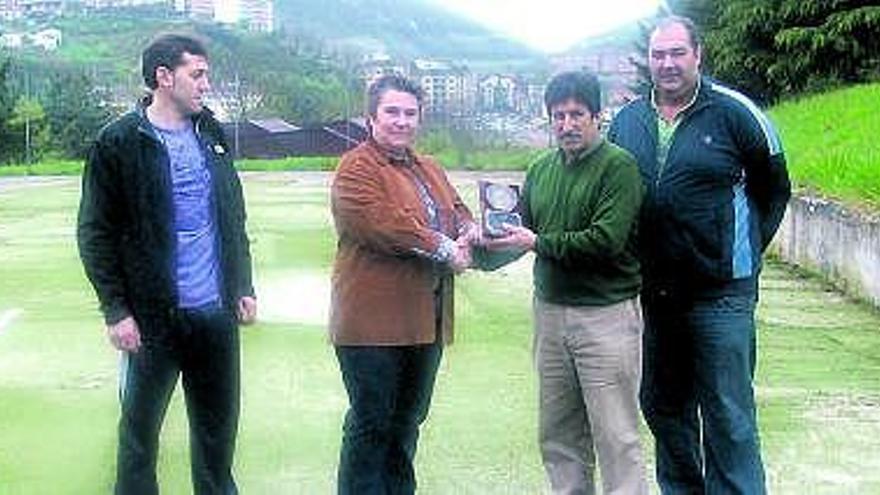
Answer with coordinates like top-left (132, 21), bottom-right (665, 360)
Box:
top-left (772, 195), bottom-right (880, 308)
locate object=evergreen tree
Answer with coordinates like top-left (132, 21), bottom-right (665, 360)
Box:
top-left (633, 1), bottom-right (880, 103)
top-left (44, 70), bottom-right (112, 158)
top-left (768, 1), bottom-right (880, 95)
top-left (706, 0), bottom-right (880, 101)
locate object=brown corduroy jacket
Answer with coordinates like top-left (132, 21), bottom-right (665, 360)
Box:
top-left (329, 139), bottom-right (474, 346)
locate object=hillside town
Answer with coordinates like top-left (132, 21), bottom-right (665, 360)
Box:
top-left (0, 0), bottom-right (641, 149)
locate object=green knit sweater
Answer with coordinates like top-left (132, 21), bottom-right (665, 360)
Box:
top-left (524, 139), bottom-right (643, 306)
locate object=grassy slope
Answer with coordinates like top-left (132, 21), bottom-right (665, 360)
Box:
top-left (769, 83), bottom-right (880, 210)
top-left (1, 174), bottom-right (880, 492)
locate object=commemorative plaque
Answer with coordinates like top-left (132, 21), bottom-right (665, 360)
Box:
top-left (478, 180), bottom-right (523, 238)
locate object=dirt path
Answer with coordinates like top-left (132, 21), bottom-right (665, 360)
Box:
top-left (0, 176), bottom-right (75, 193)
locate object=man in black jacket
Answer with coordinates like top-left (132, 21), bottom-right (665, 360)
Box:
top-left (608, 16), bottom-right (790, 495)
top-left (77, 33), bottom-right (256, 494)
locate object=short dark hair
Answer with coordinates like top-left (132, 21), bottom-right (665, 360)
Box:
top-left (142, 33), bottom-right (208, 90)
top-left (544, 71), bottom-right (601, 117)
top-left (654, 15), bottom-right (701, 50)
top-left (366, 74), bottom-right (423, 117)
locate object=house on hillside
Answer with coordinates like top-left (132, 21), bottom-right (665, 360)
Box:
top-left (0, 32), bottom-right (25, 48)
top-left (28, 28), bottom-right (61, 50)
top-left (0, 28), bottom-right (62, 51)
top-left (221, 118), bottom-right (367, 159)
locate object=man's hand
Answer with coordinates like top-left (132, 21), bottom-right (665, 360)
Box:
top-left (458, 221), bottom-right (481, 245)
top-left (237, 296), bottom-right (257, 325)
top-left (449, 238), bottom-right (472, 274)
top-left (107, 316), bottom-right (141, 352)
top-left (482, 224), bottom-right (537, 251)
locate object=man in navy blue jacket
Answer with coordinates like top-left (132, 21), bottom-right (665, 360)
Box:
top-left (608, 15), bottom-right (790, 495)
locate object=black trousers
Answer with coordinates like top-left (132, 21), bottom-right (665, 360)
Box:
top-left (335, 343), bottom-right (443, 495)
top-left (115, 307), bottom-right (240, 495)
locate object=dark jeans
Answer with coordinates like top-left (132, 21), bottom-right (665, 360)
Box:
top-left (641, 292), bottom-right (765, 495)
top-left (115, 307), bottom-right (240, 495)
top-left (335, 343), bottom-right (443, 495)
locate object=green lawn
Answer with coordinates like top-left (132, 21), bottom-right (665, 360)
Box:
top-left (1, 173), bottom-right (879, 493)
top-left (769, 83), bottom-right (880, 210)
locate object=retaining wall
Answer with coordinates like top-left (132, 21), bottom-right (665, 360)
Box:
top-left (772, 195), bottom-right (880, 308)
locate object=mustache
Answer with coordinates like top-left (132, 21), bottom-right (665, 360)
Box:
top-left (659, 68), bottom-right (682, 77)
top-left (559, 131), bottom-right (582, 140)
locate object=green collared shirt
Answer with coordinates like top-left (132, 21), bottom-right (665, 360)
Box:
top-left (652, 79), bottom-right (701, 178)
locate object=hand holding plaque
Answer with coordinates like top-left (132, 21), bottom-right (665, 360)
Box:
top-left (478, 180), bottom-right (523, 238)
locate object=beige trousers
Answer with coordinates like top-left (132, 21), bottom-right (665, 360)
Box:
top-left (534, 297), bottom-right (649, 495)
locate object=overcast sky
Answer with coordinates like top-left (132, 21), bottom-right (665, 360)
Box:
top-left (429, 0), bottom-right (664, 52)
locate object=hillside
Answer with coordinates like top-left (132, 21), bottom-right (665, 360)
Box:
top-left (15, 8), bottom-right (338, 79)
top-left (274, 0), bottom-right (544, 68)
top-left (1, 7), bottom-right (356, 123)
top-left (769, 83), bottom-right (880, 209)
top-left (3, 1), bottom-right (543, 71)
top-left (563, 22), bottom-right (642, 54)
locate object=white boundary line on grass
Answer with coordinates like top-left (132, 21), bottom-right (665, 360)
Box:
top-left (0, 309), bottom-right (22, 334)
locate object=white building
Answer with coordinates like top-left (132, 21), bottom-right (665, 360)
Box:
top-left (0, 32), bottom-right (25, 48)
top-left (28, 27), bottom-right (62, 50)
top-left (175, 0), bottom-right (273, 32)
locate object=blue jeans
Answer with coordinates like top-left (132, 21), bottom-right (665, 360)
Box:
top-left (335, 343), bottom-right (442, 495)
top-left (641, 292), bottom-right (765, 495)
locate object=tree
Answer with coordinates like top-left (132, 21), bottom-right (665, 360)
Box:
top-left (767, 1), bottom-right (880, 95)
top-left (627, 19), bottom-right (657, 98)
top-left (703, 0), bottom-right (880, 102)
top-left (0, 59), bottom-right (17, 163)
top-left (254, 71), bottom-right (350, 124)
top-left (634, 1), bottom-right (880, 103)
top-left (703, 1), bottom-right (781, 103)
top-left (44, 70), bottom-right (112, 158)
top-left (8, 96), bottom-right (50, 164)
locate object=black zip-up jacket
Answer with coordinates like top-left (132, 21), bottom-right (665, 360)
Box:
top-left (608, 78), bottom-right (791, 297)
top-left (77, 101), bottom-right (254, 326)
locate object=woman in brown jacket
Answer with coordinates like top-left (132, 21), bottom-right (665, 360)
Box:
top-left (330, 74), bottom-right (476, 494)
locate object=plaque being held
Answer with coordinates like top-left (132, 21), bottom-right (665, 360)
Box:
top-left (478, 180), bottom-right (523, 238)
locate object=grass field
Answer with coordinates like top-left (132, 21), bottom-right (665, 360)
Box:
top-left (769, 83), bottom-right (880, 210)
top-left (1, 173), bottom-right (879, 494)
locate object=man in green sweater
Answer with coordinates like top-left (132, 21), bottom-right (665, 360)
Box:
top-left (484, 71), bottom-right (648, 494)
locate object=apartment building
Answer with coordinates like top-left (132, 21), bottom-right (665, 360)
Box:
top-left (410, 58), bottom-right (475, 118)
top-left (238, 0), bottom-right (272, 32)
